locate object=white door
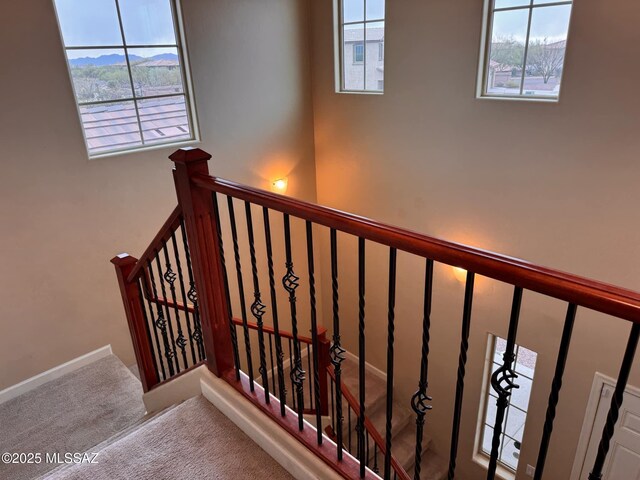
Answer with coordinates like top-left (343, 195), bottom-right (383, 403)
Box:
top-left (579, 383), bottom-right (640, 479)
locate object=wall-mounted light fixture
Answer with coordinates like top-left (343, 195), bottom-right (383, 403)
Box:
top-left (272, 177), bottom-right (288, 193)
top-left (453, 266), bottom-right (467, 283)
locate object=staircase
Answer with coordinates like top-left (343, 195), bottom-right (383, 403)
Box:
top-left (0, 354), bottom-right (291, 480)
top-left (335, 355), bottom-right (447, 480)
top-left (109, 147), bottom-right (640, 480)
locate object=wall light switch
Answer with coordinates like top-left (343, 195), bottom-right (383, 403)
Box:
top-left (526, 464), bottom-right (536, 477)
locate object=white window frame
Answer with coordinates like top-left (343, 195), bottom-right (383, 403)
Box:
top-left (334, 0), bottom-right (385, 95)
top-left (473, 334), bottom-right (537, 480)
top-left (353, 43), bottom-right (365, 64)
top-left (476, 0), bottom-right (574, 103)
top-left (53, 0), bottom-right (200, 159)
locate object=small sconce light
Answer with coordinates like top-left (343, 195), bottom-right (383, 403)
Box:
top-left (272, 177), bottom-right (288, 193)
top-left (453, 266), bottom-right (467, 283)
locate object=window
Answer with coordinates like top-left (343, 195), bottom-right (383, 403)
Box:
top-left (478, 335), bottom-right (537, 473)
top-left (353, 43), bottom-right (365, 63)
top-left (338, 0), bottom-right (385, 93)
top-left (53, 0), bottom-right (198, 157)
top-left (479, 0), bottom-right (573, 100)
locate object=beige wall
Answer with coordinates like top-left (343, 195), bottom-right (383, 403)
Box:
top-left (0, 0), bottom-right (317, 390)
top-left (309, 0), bottom-right (640, 478)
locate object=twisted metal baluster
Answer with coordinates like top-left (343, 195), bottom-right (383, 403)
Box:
top-left (136, 277), bottom-right (160, 381)
top-left (141, 272), bottom-right (167, 380)
top-left (211, 194), bottom-right (240, 379)
top-left (306, 221), bottom-right (323, 444)
top-left (358, 237), bottom-right (367, 477)
top-left (147, 258), bottom-right (175, 376)
top-left (589, 323), bottom-right (640, 479)
top-left (448, 270), bottom-right (475, 479)
top-left (162, 243), bottom-right (188, 369)
top-left (411, 259), bottom-right (435, 480)
top-left (155, 252), bottom-right (181, 374)
top-left (170, 231), bottom-right (197, 366)
top-left (487, 286), bottom-right (523, 480)
top-left (179, 218), bottom-right (205, 361)
top-left (329, 228), bottom-right (346, 459)
top-left (269, 335), bottom-right (276, 394)
top-left (227, 196), bottom-right (254, 389)
top-left (373, 444), bottom-right (379, 474)
top-left (289, 338), bottom-right (296, 411)
top-left (245, 201), bottom-right (270, 401)
top-left (384, 247), bottom-right (398, 480)
top-left (307, 346), bottom-right (313, 410)
top-left (283, 213), bottom-right (305, 430)
top-left (534, 303), bottom-right (577, 480)
top-left (263, 207), bottom-right (287, 415)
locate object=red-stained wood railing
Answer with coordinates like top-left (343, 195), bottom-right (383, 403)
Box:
top-left (192, 174), bottom-right (640, 324)
top-left (114, 147), bottom-right (640, 480)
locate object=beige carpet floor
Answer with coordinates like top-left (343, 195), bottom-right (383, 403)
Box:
top-left (0, 355), bottom-right (145, 480)
top-left (45, 396), bottom-right (294, 480)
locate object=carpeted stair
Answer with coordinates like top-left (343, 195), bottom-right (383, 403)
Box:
top-left (339, 355), bottom-right (448, 480)
top-left (2, 354), bottom-right (292, 480)
top-left (0, 354), bottom-right (146, 480)
top-left (44, 396), bottom-right (293, 480)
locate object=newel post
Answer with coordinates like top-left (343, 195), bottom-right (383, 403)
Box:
top-left (170, 147), bottom-right (235, 377)
top-left (111, 253), bottom-right (159, 392)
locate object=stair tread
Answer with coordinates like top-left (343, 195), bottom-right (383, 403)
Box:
top-left (391, 420), bottom-right (432, 472)
top-left (339, 355), bottom-right (388, 413)
top-left (416, 450), bottom-right (448, 480)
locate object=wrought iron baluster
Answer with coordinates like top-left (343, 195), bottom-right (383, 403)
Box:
top-left (141, 272), bottom-right (167, 380)
top-left (330, 228), bottom-right (346, 459)
top-left (534, 303), bottom-right (577, 480)
top-left (137, 277), bottom-right (160, 381)
top-left (269, 334), bottom-right (276, 394)
top-left (161, 243), bottom-right (188, 369)
top-left (179, 219), bottom-right (204, 361)
top-left (588, 323), bottom-right (640, 480)
top-left (448, 270), bottom-right (475, 480)
top-left (289, 338), bottom-right (296, 411)
top-left (411, 259), bottom-right (434, 480)
top-left (307, 346), bottom-right (313, 410)
top-left (154, 252), bottom-right (181, 374)
top-left (211, 194), bottom-right (241, 378)
top-left (373, 444), bottom-right (379, 474)
top-left (306, 220), bottom-right (323, 444)
top-left (358, 237), bottom-right (367, 477)
top-left (348, 406), bottom-right (352, 453)
top-left (384, 247), bottom-right (398, 480)
top-left (366, 432), bottom-right (370, 469)
top-left (330, 375), bottom-right (336, 434)
top-left (263, 207), bottom-right (287, 415)
top-left (487, 286), bottom-right (523, 480)
top-left (170, 231), bottom-right (197, 366)
top-left (283, 213), bottom-right (305, 430)
top-left (245, 201), bottom-right (270, 401)
top-left (227, 196), bottom-right (254, 389)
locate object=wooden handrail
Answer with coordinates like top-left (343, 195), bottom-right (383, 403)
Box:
top-left (127, 205), bottom-right (183, 283)
top-left (327, 368), bottom-right (411, 480)
top-left (194, 174), bottom-right (640, 324)
top-left (142, 292), bottom-right (327, 345)
top-left (232, 318), bottom-right (327, 345)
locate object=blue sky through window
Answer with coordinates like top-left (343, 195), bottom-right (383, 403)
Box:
top-left (54, 0), bottom-right (177, 51)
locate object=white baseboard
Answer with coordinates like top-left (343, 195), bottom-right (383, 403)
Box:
top-left (201, 370), bottom-right (344, 480)
top-left (0, 345), bottom-right (113, 405)
top-left (143, 365), bottom-right (207, 414)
